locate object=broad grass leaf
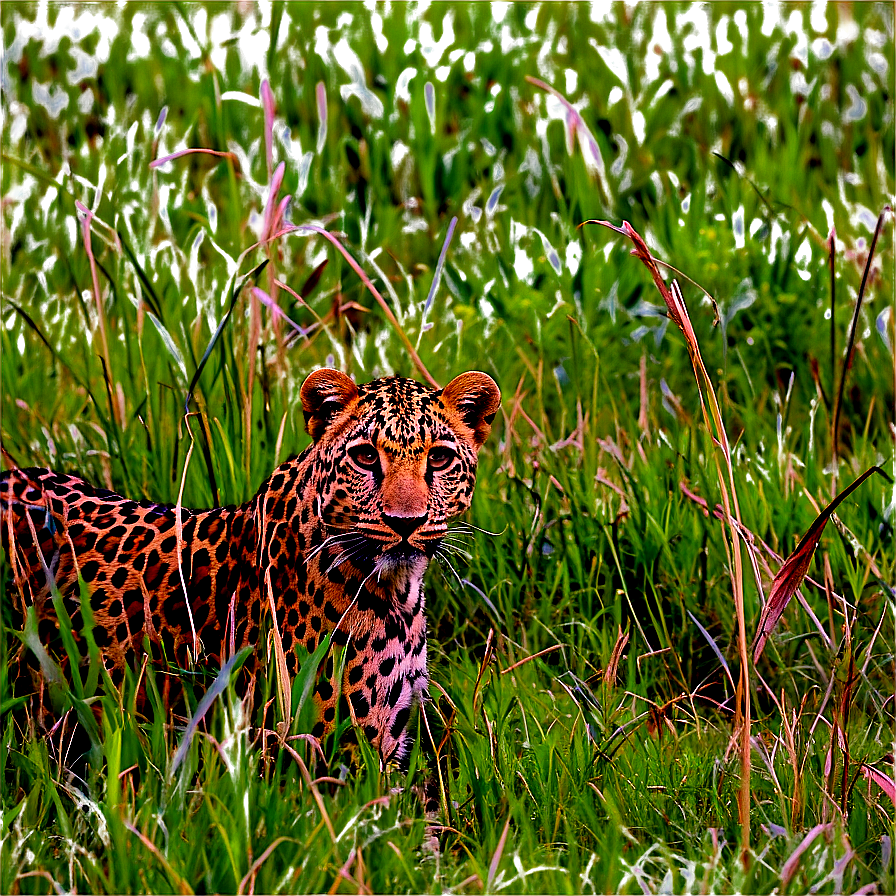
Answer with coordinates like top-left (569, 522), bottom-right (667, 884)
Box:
top-left (18, 605), bottom-right (67, 708)
top-left (170, 644), bottom-right (253, 777)
top-left (859, 761), bottom-right (896, 805)
top-left (298, 258), bottom-right (329, 301)
top-left (780, 823), bottom-right (832, 888)
top-left (290, 632), bottom-right (331, 735)
top-left (752, 465), bottom-right (888, 662)
top-left (18, 603), bottom-right (102, 756)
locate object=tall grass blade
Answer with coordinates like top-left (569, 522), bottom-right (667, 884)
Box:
top-left (3, 301), bottom-right (105, 438)
top-left (832, 207), bottom-right (889, 463)
top-left (428, 218), bottom-right (458, 313)
top-left (290, 633), bottom-right (331, 735)
top-left (828, 228), bottom-right (836, 407)
top-left (687, 609), bottom-right (735, 691)
top-left (117, 228), bottom-right (164, 320)
top-left (185, 259), bottom-right (269, 413)
top-left (170, 645), bottom-right (253, 776)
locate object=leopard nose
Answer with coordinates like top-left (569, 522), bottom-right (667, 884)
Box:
top-left (383, 514), bottom-right (428, 540)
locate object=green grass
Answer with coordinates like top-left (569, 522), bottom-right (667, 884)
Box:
top-left (1, 2), bottom-right (894, 893)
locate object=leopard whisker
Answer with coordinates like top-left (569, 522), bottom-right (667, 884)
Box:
top-left (441, 549), bottom-right (470, 563)
top-left (449, 521), bottom-right (505, 537)
top-left (324, 542), bottom-right (371, 575)
top-left (323, 520), bottom-right (362, 534)
top-left (439, 538), bottom-right (473, 556)
top-left (305, 531), bottom-right (364, 564)
top-left (434, 549), bottom-right (466, 592)
top-left (317, 544), bottom-right (368, 573)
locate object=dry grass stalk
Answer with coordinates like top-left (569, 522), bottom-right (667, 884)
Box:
top-left (149, 148), bottom-right (238, 170)
top-left (123, 820), bottom-right (195, 895)
top-left (74, 199), bottom-right (113, 373)
top-left (586, 218), bottom-right (753, 867)
top-left (289, 223), bottom-right (439, 388)
top-left (237, 837), bottom-right (292, 896)
top-left (258, 486), bottom-right (291, 728)
top-left (604, 626), bottom-right (630, 691)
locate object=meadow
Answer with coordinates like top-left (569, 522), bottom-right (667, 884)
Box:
top-left (1, 3), bottom-right (894, 893)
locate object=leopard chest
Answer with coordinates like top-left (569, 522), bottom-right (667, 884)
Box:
top-left (344, 568), bottom-right (429, 764)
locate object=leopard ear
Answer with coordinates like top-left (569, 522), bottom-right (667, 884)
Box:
top-left (300, 369), bottom-right (359, 440)
top-left (440, 371), bottom-right (501, 448)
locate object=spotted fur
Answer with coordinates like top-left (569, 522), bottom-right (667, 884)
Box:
top-left (2, 369), bottom-right (501, 764)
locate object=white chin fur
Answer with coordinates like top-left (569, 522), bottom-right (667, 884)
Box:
top-left (375, 549), bottom-right (429, 584)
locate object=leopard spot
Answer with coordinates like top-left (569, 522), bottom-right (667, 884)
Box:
top-left (349, 691), bottom-right (370, 720)
top-left (387, 679), bottom-right (403, 708)
top-left (323, 601), bottom-right (341, 624)
top-left (389, 706), bottom-right (411, 740)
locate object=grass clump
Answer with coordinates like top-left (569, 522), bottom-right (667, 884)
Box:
top-left (2, 3), bottom-right (894, 894)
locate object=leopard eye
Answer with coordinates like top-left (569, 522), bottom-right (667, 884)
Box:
top-left (348, 443), bottom-right (380, 471)
top-left (428, 446), bottom-right (457, 472)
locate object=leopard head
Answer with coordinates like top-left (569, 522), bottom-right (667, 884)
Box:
top-left (300, 369), bottom-right (501, 571)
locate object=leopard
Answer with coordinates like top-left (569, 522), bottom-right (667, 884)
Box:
top-left (1, 368), bottom-right (501, 766)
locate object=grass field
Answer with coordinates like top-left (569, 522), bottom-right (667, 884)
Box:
top-left (1, 3), bottom-right (894, 893)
